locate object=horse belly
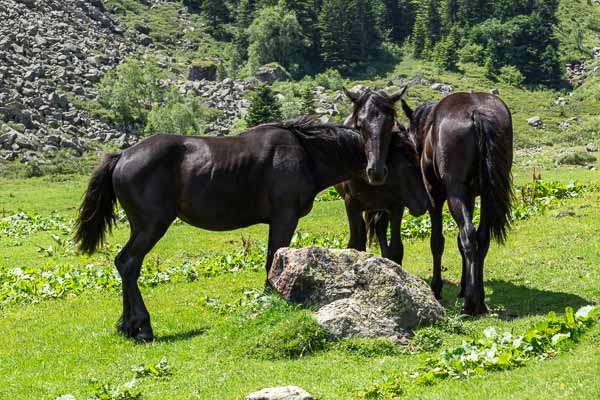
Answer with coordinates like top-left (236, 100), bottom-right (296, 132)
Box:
top-left (176, 176), bottom-right (268, 231)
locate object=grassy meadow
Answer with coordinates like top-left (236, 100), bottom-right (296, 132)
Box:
top-left (0, 151), bottom-right (598, 399)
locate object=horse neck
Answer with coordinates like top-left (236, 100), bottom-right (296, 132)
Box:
top-left (298, 130), bottom-right (366, 191)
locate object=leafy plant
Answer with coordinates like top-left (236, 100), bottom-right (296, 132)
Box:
top-left (358, 305), bottom-right (600, 398)
top-left (89, 379), bottom-right (141, 400)
top-left (131, 357), bottom-right (174, 380)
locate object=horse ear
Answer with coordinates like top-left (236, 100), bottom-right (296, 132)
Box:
top-left (389, 85), bottom-right (408, 103)
top-left (401, 99), bottom-right (413, 122)
top-left (343, 87), bottom-right (360, 104)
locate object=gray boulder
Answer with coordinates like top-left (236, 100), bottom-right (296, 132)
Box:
top-left (255, 63), bottom-right (289, 84)
top-left (269, 247), bottom-right (444, 341)
top-left (245, 386), bottom-right (313, 400)
top-left (188, 61), bottom-right (218, 81)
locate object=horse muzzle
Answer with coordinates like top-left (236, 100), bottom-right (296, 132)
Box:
top-left (366, 165), bottom-right (388, 186)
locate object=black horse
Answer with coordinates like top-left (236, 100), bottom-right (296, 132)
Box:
top-left (73, 86), bottom-right (409, 341)
top-left (399, 92), bottom-right (514, 315)
top-left (336, 117), bottom-right (428, 265)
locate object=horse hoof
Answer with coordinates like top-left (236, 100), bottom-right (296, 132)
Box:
top-left (134, 332), bottom-right (154, 343)
top-left (263, 280), bottom-right (274, 294)
top-left (462, 302), bottom-right (488, 316)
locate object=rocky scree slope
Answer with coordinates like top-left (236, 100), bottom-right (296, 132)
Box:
top-left (0, 0), bottom-right (137, 163)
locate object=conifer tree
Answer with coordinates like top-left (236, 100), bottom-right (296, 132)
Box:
top-left (318, 0), bottom-right (351, 68)
top-left (245, 84), bottom-right (283, 127)
top-left (412, 2), bottom-right (431, 58)
top-left (299, 87), bottom-right (315, 116)
top-left (433, 25), bottom-right (461, 70)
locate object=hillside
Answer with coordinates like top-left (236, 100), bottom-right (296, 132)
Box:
top-left (0, 0), bottom-right (599, 171)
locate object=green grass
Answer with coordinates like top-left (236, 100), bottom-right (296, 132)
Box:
top-left (0, 161), bottom-right (598, 399)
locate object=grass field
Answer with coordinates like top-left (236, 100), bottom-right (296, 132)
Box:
top-left (0, 156), bottom-right (599, 399)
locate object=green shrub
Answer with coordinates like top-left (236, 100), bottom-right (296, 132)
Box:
top-left (333, 338), bottom-right (401, 357)
top-left (144, 91), bottom-right (220, 136)
top-left (497, 65), bottom-right (525, 87)
top-left (250, 302), bottom-right (328, 359)
top-left (458, 42), bottom-right (486, 65)
top-left (314, 68), bottom-right (345, 90)
top-left (97, 57), bottom-right (167, 130)
top-left (558, 152), bottom-right (597, 166)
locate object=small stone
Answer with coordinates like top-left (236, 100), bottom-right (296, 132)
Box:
top-left (490, 88), bottom-right (500, 95)
top-left (527, 116), bottom-right (543, 128)
top-left (586, 143), bottom-right (598, 153)
top-left (245, 386), bottom-right (313, 400)
top-left (555, 211), bottom-right (576, 218)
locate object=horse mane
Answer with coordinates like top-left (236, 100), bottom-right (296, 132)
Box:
top-left (390, 123), bottom-right (420, 166)
top-left (410, 101), bottom-right (437, 154)
top-left (268, 116), bottom-right (365, 174)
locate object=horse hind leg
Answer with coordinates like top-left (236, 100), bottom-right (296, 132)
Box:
top-left (116, 217), bottom-right (173, 341)
top-left (447, 187), bottom-right (486, 315)
top-left (429, 205), bottom-right (445, 300)
top-left (374, 211), bottom-right (390, 258)
top-left (457, 197), bottom-right (474, 298)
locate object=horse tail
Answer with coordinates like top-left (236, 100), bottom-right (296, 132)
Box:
top-left (472, 111), bottom-right (513, 244)
top-left (364, 211), bottom-right (387, 248)
top-left (74, 153), bottom-right (121, 254)
top-left (365, 211), bottom-right (378, 248)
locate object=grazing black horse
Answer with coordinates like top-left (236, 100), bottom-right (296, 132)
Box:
top-left (398, 92), bottom-right (513, 315)
top-left (336, 118), bottom-right (428, 265)
top-left (74, 117), bottom-right (382, 341)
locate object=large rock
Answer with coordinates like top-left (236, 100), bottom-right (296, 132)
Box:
top-left (255, 63), bottom-right (290, 84)
top-left (245, 386), bottom-right (313, 400)
top-left (188, 60), bottom-right (218, 81)
top-left (269, 247), bottom-right (444, 341)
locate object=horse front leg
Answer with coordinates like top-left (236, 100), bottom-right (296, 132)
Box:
top-left (388, 207), bottom-right (405, 265)
top-left (429, 205), bottom-right (445, 300)
top-left (344, 199), bottom-right (366, 251)
top-left (447, 188), bottom-right (486, 315)
top-left (265, 210), bottom-right (299, 280)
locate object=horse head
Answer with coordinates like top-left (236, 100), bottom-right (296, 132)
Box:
top-left (344, 86), bottom-right (408, 185)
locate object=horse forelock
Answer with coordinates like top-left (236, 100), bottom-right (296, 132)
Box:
top-left (352, 89), bottom-right (397, 119)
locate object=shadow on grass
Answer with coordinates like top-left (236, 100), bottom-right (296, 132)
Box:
top-left (155, 327), bottom-right (208, 343)
top-left (439, 279), bottom-right (591, 319)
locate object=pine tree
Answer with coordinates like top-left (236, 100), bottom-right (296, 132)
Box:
top-left (412, 2), bottom-right (430, 58)
top-left (427, 0), bottom-right (442, 50)
top-left (299, 87), bottom-right (315, 115)
top-left (280, 0), bottom-right (321, 65)
top-left (245, 84), bottom-right (283, 127)
top-left (319, 0), bottom-right (380, 70)
top-left (433, 25), bottom-right (461, 70)
top-left (319, 0), bottom-right (351, 69)
top-left (202, 0), bottom-right (230, 30)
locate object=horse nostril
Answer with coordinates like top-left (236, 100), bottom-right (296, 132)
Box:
top-left (382, 166), bottom-right (389, 177)
top-left (367, 167), bottom-right (374, 176)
